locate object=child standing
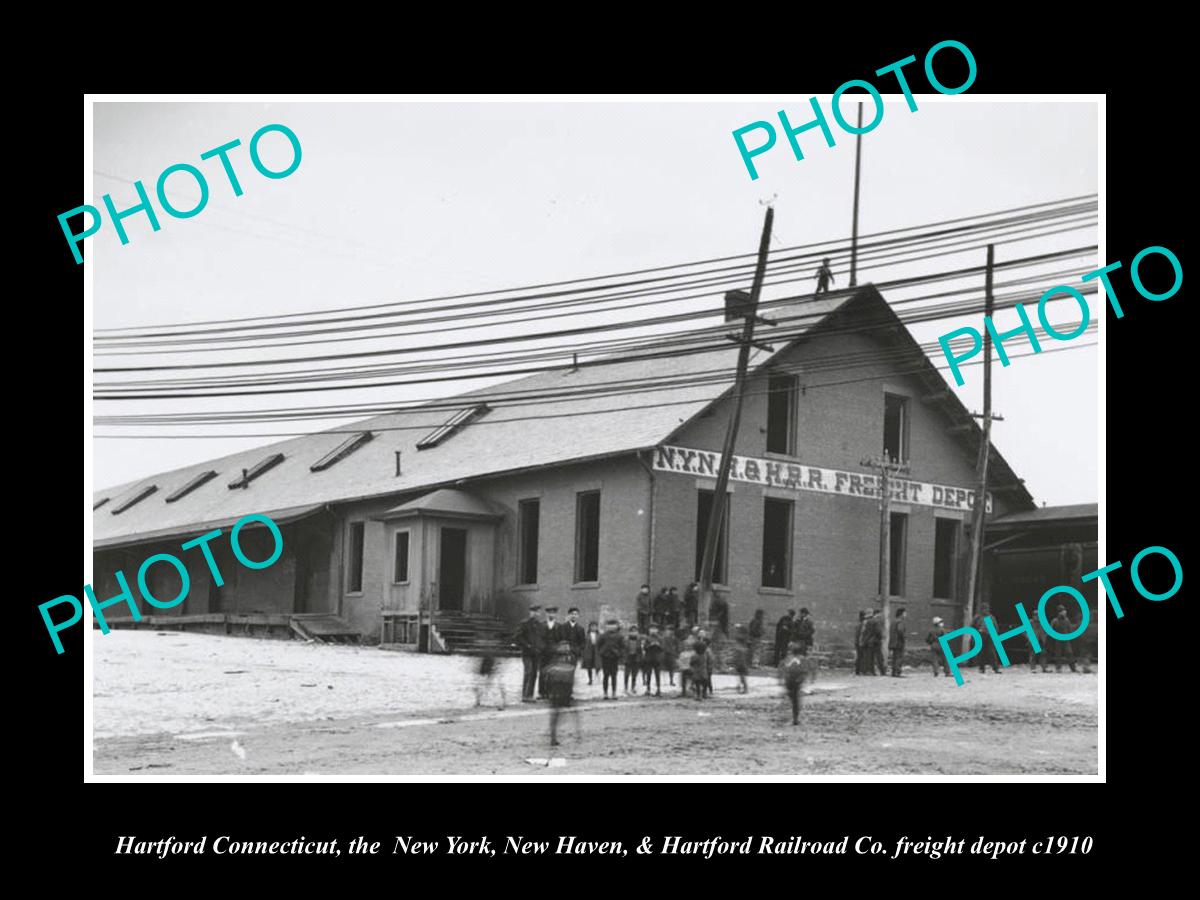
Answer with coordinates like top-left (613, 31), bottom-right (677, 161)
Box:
top-left (779, 641), bottom-right (808, 726)
top-left (925, 617), bottom-right (952, 677)
top-left (697, 630), bottom-right (715, 698)
top-left (662, 626), bottom-right (679, 687)
top-left (581, 621), bottom-right (601, 685)
top-left (623, 625), bottom-right (642, 695)
top-left (642, 625), bottom-right (664, 697)
top-left (596, 620), bottom-right (624, 700)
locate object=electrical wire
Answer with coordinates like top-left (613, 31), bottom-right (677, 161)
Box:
top-left (93, 193), bottom-right (1098, 333)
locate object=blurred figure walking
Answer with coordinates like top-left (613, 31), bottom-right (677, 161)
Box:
top-left (545, 642), bottom-right (581, 747)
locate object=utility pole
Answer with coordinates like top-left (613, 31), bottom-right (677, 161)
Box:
top-left (698, 207), bottom-right (776, 629)
top-left (850, 102), bottom-right (863, 287)
top-left (860, 453), bottom-right (909, 659)
top-left (963, 244), bottom-right (999, 648)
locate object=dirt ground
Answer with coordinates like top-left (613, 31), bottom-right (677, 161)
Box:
top-left (92, 631), bottom-right (1098, 776)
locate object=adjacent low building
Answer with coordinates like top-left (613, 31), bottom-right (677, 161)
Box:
top-left (95, 284), bottom-right (1084, 657)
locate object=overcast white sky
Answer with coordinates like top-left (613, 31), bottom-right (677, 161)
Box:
top-left (92, 99), bottom-right (1099, 506)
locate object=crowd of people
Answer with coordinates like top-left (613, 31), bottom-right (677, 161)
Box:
top-left (506, 586), bottom-right (826, 743)
top-left (500, 591), bottom-right (1089, 745)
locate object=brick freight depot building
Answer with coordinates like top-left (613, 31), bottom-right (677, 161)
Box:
top-left (92, 285), bottom-right (1096, 658)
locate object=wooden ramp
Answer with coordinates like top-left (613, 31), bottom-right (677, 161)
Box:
top-left (289, 614), bottom-right (361, 644)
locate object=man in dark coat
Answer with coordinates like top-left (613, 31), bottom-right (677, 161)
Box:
top-left (748, 609), bottom-right (766, 666)
top-left (862, 609), bottom-right (886, 676)
top-left (774, 610), bottom-right (795, 665)
top-left (514, 605), bottom-right (546, 702)
top-left (683, 581), bottom-right (700, 628)
top-left (635, 584), bottom-right (652, 633)
top-left (889, 608), bottom-right (907, 677)
top-left (793, 608), bottom-right (815, 656)
top-left (539, 607), bottom-right (561, 697)
top-left (652, 587), bottom-right (671, 628)
top-left (854, 610), bottom-right (868, 675)
top-left (667, 587), bottom-right (682, 631)
top-left (561, 607), bottom-right (587, 663)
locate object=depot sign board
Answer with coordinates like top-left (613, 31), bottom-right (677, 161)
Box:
top-left (653, 444), bottom-right (992, 514)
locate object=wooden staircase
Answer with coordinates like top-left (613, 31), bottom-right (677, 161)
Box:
top-left (432, 611), bottom-right (519, 656)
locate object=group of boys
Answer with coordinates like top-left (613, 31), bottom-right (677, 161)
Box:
top-left (594, 619), bottom-right (718, 701)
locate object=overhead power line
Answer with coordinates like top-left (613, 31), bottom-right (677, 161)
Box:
top-left (93, 193), bottom-right (1098, 334)
top-left (93, 207), bottom-right (1096, 350)
top-left (94, 245), bottom-right (1098, 377)
top-left (93, 340), bottom-right (1097, 439)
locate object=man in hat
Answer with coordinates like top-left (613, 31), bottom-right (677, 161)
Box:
top-left (793, 608), bottom-right (815, 656)
top-left (972, 603), bottom-right (1003, 674)
top-left (635, 584), bottom-right (652, 633)
top-left (514, 605), bottom-right (546, 702)
top-left (889, 607), bottom-right (908, 677)
top-left (814, 257), bottom-right (835, 294)
top-left (539, 607), bottom-right (561, 698)
top-left (774, 610), bottom-right (796, 666)
top-left (862, 609), bottom-right (886, 676)
top-left (854, 610), bottom-right (869, 675)
top-left (925, 616), bottom-right (952, 676)
top-left (667, 586), bottom-right (683, 631)
top-left (652, 586), bottom-right (671, 628)
top-left (561, 607), bottom-right (587, 665)
top-left (1048, 605), bottom-right (1080, 673)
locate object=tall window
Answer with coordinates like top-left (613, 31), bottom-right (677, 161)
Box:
top-left (766, 373), bottom-right (798, 455)
top-left (761, 497), bottom-right (793, 588)
top-left (347, 521), bottom-right (365, 593)
top-left (518, 499), bottom-right (540, 585)
top-left (933, 518), bottom-right (958, 599)
top-left (574, 491), bottom-right (601, 583)
top-left (883, 393), bottom-right (909, 462)
top-left (889, 512), bottom-right (907, 597)
top-left (695, 489), bottom-right (730, 585)
top-left (393, 531), bottom-right (410, 583)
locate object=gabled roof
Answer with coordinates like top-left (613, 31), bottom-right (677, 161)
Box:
top-left (93, 285), bottom-right (1033, 548)
top-left (381, 488), bottom-right (506, 521)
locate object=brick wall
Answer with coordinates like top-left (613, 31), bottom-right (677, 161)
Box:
top-left (476, 455), bottom-right (652, 627)
top-left (659, 325), bottom-right (1020, 656)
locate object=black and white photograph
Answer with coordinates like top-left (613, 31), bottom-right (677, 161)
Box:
top-left (82, 97), bottom-right (1102, 778)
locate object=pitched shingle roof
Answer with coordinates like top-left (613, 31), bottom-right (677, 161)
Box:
top-left (93, 285), bottom-right (1033, 548)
